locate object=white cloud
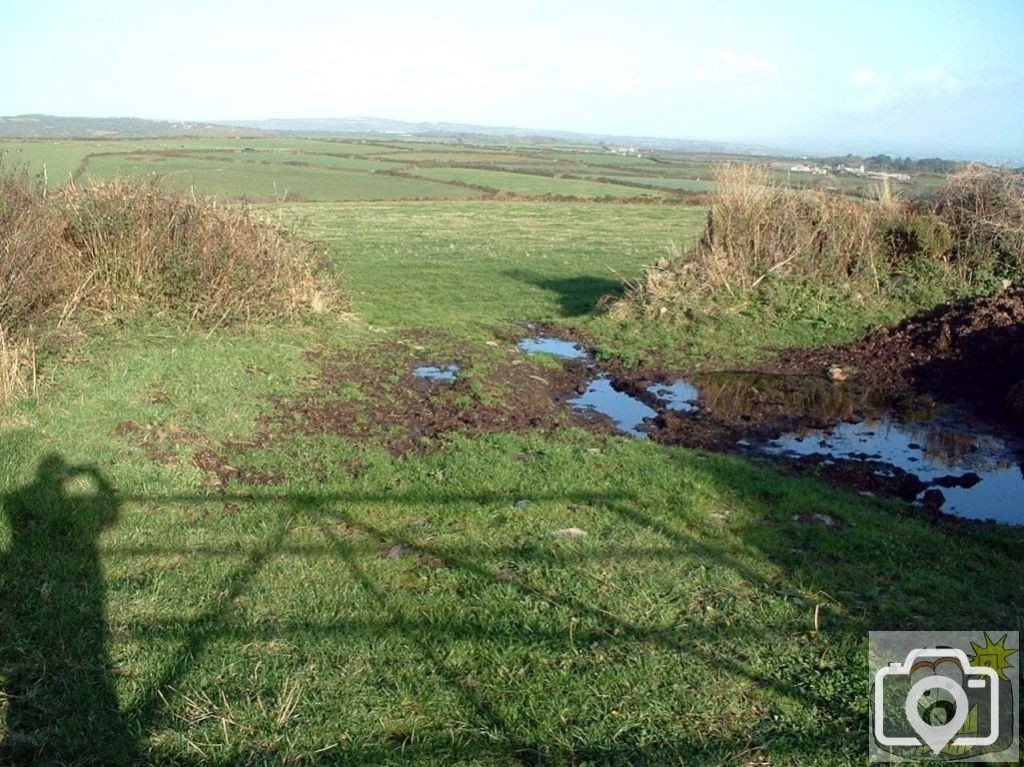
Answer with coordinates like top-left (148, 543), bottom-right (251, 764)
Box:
top-left (847, 58), bottom-right (966, 112)
top-left (694, 50), bottom-right (775, 83)
top-left (850, 68), bottom-right (877, 86)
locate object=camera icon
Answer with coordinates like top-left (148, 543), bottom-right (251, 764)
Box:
top-left (873, 647), bottom-right (1000, 755)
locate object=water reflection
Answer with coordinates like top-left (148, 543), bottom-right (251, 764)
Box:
top-left (765, 419), bottom-right (1024, 525)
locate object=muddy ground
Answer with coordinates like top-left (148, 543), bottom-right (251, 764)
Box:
top-left (160, 289), bottom-right (1022, 514)
top-left (772, 285), bottom-right (1024, 425)
top-left (636, 287), bottom-right (1024, 505)
top-left (264, 338), bottom-right (614, 457)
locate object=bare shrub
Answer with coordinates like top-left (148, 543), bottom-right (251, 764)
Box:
top-left (615, 164), bottom-right (979, 321)
top-left (55, 178), bottom-right (335, 324)
top-left (615, 164), bottom-right (899, 318)
top-left (933, 165), bottom-right (1024, 279)
top-left (0, 165), bottom-right (337, 402)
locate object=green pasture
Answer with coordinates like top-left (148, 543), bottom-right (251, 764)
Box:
top-left (281, 201), bottom-right (705, 331)
top-left (1, 140), bottom-right (1006, 767)
top-left (82, 154), bottom-right (482, 201)
top-left (407, 167), bottom-right (671, 199)
top-left (582, 175), bottom-right (714, 192)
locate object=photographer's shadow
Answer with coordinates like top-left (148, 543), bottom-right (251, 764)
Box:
top-left (0, 454), bottom-right (135, 765)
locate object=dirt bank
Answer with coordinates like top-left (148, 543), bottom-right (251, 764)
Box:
top-left (773, 286), bottom-right (1024, 428)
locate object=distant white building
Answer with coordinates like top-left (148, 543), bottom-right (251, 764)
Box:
top-left (789, 163), bottom-right (828, 175)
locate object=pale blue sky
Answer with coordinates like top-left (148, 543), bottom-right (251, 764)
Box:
top-left (3, 0), bottom-right (1022, 157)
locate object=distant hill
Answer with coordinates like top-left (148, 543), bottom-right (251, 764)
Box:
top-left (0, 113), bottom-right (774, 155)
top-left (0, 114), bottom-right (270, 139)
top-left (213, 117), bottom-right (773, 155)
top-left (0, 113), bottom-right (767, 154)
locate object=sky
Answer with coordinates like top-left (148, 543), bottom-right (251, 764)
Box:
top-left (3, 0), bottom-right (1023, 158)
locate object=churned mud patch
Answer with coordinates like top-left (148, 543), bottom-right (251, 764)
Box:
top-left (771, 286), bottom-right (1024, 429)
top-left (620, 288), bottom-right (1024, 524)
top-left (263, 336), bottom-right (608, 457)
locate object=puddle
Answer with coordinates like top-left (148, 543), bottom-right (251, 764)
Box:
top-left (519, 336), bottom-right (694, 435)
top-left (517, 331), bottom-right (1023, 526)
top-left (763, 417), bottom-right (1024, 525)
top-left (570, 376), bottom-right (659, 436)
top-left (649, 380), bottom-right (699, 413)
top-left (413, 364), bottom-right (459, 382)
top-left (518, 337), bottom-right (588, 360)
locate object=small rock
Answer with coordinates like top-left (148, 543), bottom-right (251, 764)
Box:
top-left (514, 500), bottom-right (530, 509)
top-left (791, 512), bottom-right (844, 529)
top-left (932, 472), bottom-right (982, 490)
top-left (921, 489), bottom-right (945, 510)
top-left (827, 365), bottom-right (847, 383)
top-left (485, 340), bottom-right (499, 347)
top-left (382, 544), bottom-right (414, 559)
top-left (552, 527), bottom-right (588, 538)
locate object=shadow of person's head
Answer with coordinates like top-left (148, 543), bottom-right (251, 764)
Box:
top-left (36, 452), bottom-right (70, 491)
top-left (16, 454), bottom-right (120, 534)
top-left (2, 454), bottom-right (134, 764)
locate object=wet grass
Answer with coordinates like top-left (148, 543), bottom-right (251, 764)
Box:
top-left (1, 173), bottom-right (1021, 764)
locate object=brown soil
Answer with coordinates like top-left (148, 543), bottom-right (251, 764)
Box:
top-left (174, 290), bottom-right (1023, 518)
top-left (623, 288), bottom-right (1024, 458)
top-left (261, 337), bottom-right (606, 457)
top-left (772, 286), bottom-right (1024, 427)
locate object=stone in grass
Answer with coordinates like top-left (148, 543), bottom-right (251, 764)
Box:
top-left (921, 489), bottom-right (946, 511)
top-left (552, 527), bottom-right (588, 538)
top-left (382, 544), bottom-right (414, 559)
top-left (791, 512), bottom-right (844, 529)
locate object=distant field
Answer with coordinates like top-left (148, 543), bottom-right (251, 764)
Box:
top-left (167, 149), bottom-right (400, 173)
top-left (371, 150), bottom-right (563, 166)
top-left (407, 166), bottom-right (672, 199)
top-left (0, 137), bottom-right (411, 188)
top-left (83, 154), bottom-right (482, 201)
top-left (279, 201), bottom-right (706, 327)
top-left (0, 140), bottom-right (94, 183)
top-left (581, 175), bottom-right (714, 192)
top-left (0, 136), bottom-right (951, 202)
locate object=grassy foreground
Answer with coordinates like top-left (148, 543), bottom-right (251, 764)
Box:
top-left (1, 200), bottom-right (1021, 765)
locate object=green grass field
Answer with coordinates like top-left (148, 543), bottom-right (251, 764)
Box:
top-left (2, 139), bottom-right (1014, 766)
top-left (82, 154), bottom-right (483, 201)
top-left (581, 175), bottom-right (714, 192)
top-left (406, 167), bottom-right (672, 199)
top-left (0, 137), bottom-right (947, 203)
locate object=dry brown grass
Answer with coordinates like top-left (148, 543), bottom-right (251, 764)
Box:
top-left (615, 163), bottom-right (988, 321)
top-left (933, 164), bottom-right (1024, 279)
top-left (0, 164), bottom-right (337, 402)
top-left (0, 328), bottom-right (36, 404)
